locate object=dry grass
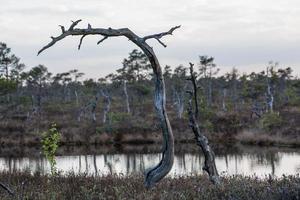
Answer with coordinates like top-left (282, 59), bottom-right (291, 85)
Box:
top-left (0, 172), bottom-right (299, 200)
top-left (235, 129), bottom-right (300, 146)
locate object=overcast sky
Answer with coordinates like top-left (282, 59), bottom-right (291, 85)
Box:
top-left (1, 0), bottom-right (300, 79)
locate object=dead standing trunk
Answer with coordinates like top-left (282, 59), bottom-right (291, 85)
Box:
top-left (123, 80), bottom-right (130, 114)
top-left (222, 88), bottom-right (227, 112)
top-left (187, 63), bottom-right (199, 119)
top-left (172, 87), bottom-right (185, 119)
top-left (266, 67), bottom-right (274, 113)
top-left (187, 62), bottom-right (220, 185)
top-left (38, 20), bottom-right (180, 188)
top-left (101, 90), bottom-right (111, 124)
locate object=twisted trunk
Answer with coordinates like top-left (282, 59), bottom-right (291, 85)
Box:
top-left (140, 46), bottom-right (174, 189)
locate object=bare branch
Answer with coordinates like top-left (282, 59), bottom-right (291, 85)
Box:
top-left (37, 20), bottom-right (132, 55)
top-left (59, 25), bottom-right (65, 33)
top-left (97, 36), bottom-right (108, 45)
top-left (143, 25), bottom-right (181, 40)
top-left (37, 20), bottom-right (180, 55)
top-left (143, 25), bottom-right (181, 47)
top-left (78, 34), bottom-right (87, 50)
top-left (155, 38), bottom-right (167, 48)
top-left (69, 19), bottom-right (82, 30)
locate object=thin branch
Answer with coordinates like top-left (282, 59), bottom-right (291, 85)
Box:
top-left (143, 25), bottom-right (181, 47)
top-left (38, 22), bottom-right (130, 55)
top-left (59, 25), bottom-right (65, 33)
top-left (97, 36), bottom-right (108, 45)
top-left (78, 34), bottom-right (87, 50)
top-left (155, 38), bottom-right (167, 48)
top-left (143, 25), bottom-right (181, 40)
top-left (69, 19), bottom-right (82, 30)
top-left (0, 182), bottom-right (14, 196)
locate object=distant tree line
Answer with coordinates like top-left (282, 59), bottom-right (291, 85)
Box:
top-left (0, 42), bottom-right (299, 124)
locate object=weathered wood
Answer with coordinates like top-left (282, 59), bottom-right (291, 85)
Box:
top-left (187, 63), bottom-right (220, 185)
top-left (38, 20), bottom-right (180, 188)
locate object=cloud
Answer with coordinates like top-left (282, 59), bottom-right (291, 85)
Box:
top-left (1, 0), bottom-right (300, 78)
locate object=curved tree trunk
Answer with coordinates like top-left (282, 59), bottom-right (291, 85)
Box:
top-left (38, 20), bottom-right (180, 188)
top-left (139, 46), bottom-right (174, 188)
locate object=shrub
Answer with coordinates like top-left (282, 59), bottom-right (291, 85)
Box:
top-left (259, 112), bottom-right (283, 131)
top-left (41, 123), bottom-right (60, 175)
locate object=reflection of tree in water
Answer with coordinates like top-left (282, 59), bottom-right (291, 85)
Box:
top-left (85, 155), bottom-right (88, 174)
top-left (125, 154), bottom-right (146, 174)
top-left (249, 152), bottom-right (281, 175)
top-left (78, 155), bottom-right (81, 173)
top-left (93, 155), bottom-right (97, 176)
top-left (104, 154), bottom-right (113, 174)
top-left (177, 154), bottom-right (187, 171)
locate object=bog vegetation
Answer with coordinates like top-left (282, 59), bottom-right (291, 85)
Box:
top-left (0, 172), bottom-right (299, 200)
top-left (0, 42), bottom-right (299, 147)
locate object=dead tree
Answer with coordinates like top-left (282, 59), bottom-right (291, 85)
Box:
top-left (38, 20), bottom-right (180, 188)
top-left (172, 86), bottom-right (185, 119)
top-left (187, 62), bottom-right (220, 185)
top-left (123, 80), bottom-right (130, 114)
top-left (187, 63), bottom-right (199, 119)
top-left (221, 88), bottom-right (227, 112)
top-left (266, 67), bottom-right (274, 113)
top-left (101, 90), bottom-right (111, 124)
top-left (77, 93), bottom-right (100, 122)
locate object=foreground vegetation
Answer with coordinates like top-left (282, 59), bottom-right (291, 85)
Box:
top-left (0, 172), bottom-right (299, 199)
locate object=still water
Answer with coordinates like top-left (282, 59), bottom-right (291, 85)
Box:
top-left (0, 145), bottom-right (299, 177)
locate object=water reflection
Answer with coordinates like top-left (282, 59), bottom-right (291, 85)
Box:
top-left (0, 150), bottom-right (300, 177)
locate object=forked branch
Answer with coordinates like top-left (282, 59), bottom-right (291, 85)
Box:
top-left (38, 20), bottom-right (180, 55)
